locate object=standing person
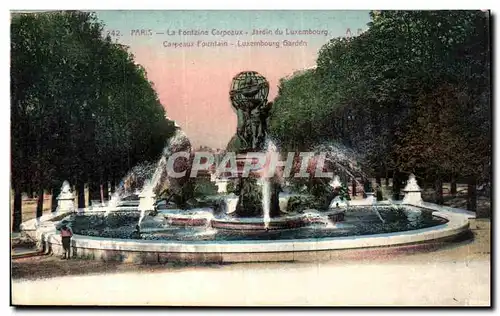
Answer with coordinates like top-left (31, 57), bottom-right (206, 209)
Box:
top-left (60, 223), bottom-right (73, 259)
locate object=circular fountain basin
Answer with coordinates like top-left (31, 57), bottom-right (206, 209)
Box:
top-left (26, 202), bottom-right (474, 264)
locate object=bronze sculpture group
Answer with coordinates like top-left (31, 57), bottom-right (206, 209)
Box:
top-left (227, 71), bottom-right (281, 218)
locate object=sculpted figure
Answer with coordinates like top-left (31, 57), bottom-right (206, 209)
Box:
top-left (229, 71), bottom-right (271, 152)
top-left (226, 71), bottom-right (281, 218)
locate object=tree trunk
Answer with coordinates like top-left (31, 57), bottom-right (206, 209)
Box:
top-left (385, 170), bottom-right (389, 187)
top-left (362, 180), bottom-right (368, 198)
top-left (77, 179), bottom-right (86, 209)
top-left (51, 184), bottom-right (61, 212)
top-left (88, 180), bottom-right (101, 206)
top-left (36, 187), bottom-right (44, 218)
top-left (28, 186), bottom-right (34, 199)
top-left (351, 178), bottom-right (357, 197)
top-left (375, 176), bottom-right (382, 200)
top-left (102, 183), bottom-right (108, 200)
top-left (392, 171), bottom-right (402, 200)
top-left (51, 189), bottom-right (57, 212)
top-left (95, 181), bottom-right (103, 204)
top-left (87, 182), bottom-right (92, 207)
top-left (450, 176), bottom-right (457, 196)
top-left (102, 175), bottom-right (109, 201)
top-left (434, 179), bottom-right (444, 205)
top-left (467, 176), bottom-right (479, 215)
top-left (12, 185), bottom-right (22, 232)
top-left (423, 180), bottom-right (429, 190)
top-left (110, 177), bottom-right (116, 194)
top-left (340, 114), bottom-right (345, 139)
top-left (270, 184), bottom-right (281, 218)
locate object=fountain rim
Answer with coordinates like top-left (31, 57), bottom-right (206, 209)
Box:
top-left (30, 201), bottom-right (474, 255)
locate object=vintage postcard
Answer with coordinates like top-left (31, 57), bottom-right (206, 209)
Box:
top-left (10, 9), bottom-right (491, 306)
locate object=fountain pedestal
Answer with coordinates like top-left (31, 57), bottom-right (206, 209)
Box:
top-left (211, 216), bottom-right (307, 231)
top-left (57, 195), bottom-right (75, 213)
top-left (234, 176), bottom-right (264, 218)
top-left (229, 153), bottom-right (280, 219)
top-left (402, 174), bottom-right (423, 205)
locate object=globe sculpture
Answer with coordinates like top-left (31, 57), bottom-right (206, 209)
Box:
top-left (229, 71), bottom-right (272, 152)
top-left (227, 71), bottom-right (280, 218)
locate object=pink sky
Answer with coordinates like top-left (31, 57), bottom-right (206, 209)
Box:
top-left (133, 46), bottom-right (319, 149)
top-left (93, 11), bottom-right (371, 148)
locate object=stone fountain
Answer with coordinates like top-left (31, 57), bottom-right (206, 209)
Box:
top-left (96, 71), bottom-right (366, 232)
top-left (17, 68), bottom-right (476, 263)
top-left (18, 79), bottom-right (475, 264)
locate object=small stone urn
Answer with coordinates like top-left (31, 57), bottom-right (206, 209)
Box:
top-left (329, 175), bottom-right (342, 190)
top-left (57, 181), bottom-right (75, 213)
top-left (402, 174), bottom-right (423, 205)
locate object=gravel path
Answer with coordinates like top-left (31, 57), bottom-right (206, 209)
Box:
top-left (11, 257), bottom-right (490, 306)
top-left (11, 220), bottom-right (491, 306)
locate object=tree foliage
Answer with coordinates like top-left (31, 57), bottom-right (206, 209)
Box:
top-left (269, 10), bottom-right (490, 211)
top-left (11, 11), bottom-right (176, 230)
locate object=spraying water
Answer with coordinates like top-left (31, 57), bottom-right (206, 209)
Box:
top-left (104, 192), bottom-right (121, 216)
top-left (181, 213), bottom-right (218, 239)
top-left (314, 143), bottom-right (365, 180)
top-left (162, 128), bottom-right (192, 158)
top-left (137, 210), bottom-right (146, 231)
top-left (141, 156), bottom-right (167, 196)
top-left (136, 165), bottom-right (164, 231)
top-left (314, 143), bottom-right (386, 223)
top-left (192, 209), bottom-right (217, 235)
top-left (135, 127), bottom-right (192, 230)
top-left (373, 206), bottom-right (385, 223)
top-left (329, 175), bottom-right (342, 189)
top-left (135, 130), bottom-right (186, 228)
top-left (261, 139), bottom-right (279, 230)
top-left (261, 178), bottom-right (271, 229)
top-left (106, 127), bottom-right (191, 219)
top-left (103, 162), bottom-right (156, 215)
top-left (302, 211), bottom-right (337, 229)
